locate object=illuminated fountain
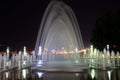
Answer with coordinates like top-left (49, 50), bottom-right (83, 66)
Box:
top-left (87, 45), bottom-right (120, 70)
top-left (0, 46), bottom-right (33, 72)
top-left (35, 1), bottom-right (85, 71)
top-left (0, 1), bottom-right (119, 73)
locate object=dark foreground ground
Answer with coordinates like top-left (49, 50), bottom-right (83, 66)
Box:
top-left (0, 67), bottom-right (120, 80)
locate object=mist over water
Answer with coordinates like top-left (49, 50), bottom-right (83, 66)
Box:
top-left (35, 1), bottom-right (84, 52)
top-left (35, 1), bottom-right (84, 69)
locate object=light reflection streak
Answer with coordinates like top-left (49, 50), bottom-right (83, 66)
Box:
top-left (90, 69), bottom-right (95, 79)
top-left (22, 69), bottom-right (27, 79)
top-left (36, 72), bottom-right (44, 78)
top-left (5, 71), bottom-right (9, 78)
top-left (107, 70), bottom-right (112, 80)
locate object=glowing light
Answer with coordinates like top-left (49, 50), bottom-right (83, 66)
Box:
top-left (37, 60), bottom-right (43, 64)
top-left (102, 54), bottom-right (105, 58)
top-left (75, 48), bottom-right (78, 52)
top-left (34, 1), bottom-right (84, 66)
top-left (23, 61), bottom-right (26, 65)
top-left (94, 48), bottom-right (97, 55)
top-left (64, 51), bottom-right (67, 54)
top-left (75, 73), bottom-right (79, 76)
top-left (51, 49), bottom-right (56, 53)
top-left (6, 62), bottom-right (9, 66)
top-left (22, 69), bottom-right (27, 79)
top-left (19, 51), bottom-right (22, 55)
top-left (36, 60), bottom-right (43, 67)
top-left (107, 44), bottom-right (109, 50)
top-left (90, 45), bottom-right (93, 54)
top-left (38, 46), bottom-right (42, 55)
top-left (5, 72), bottom-right (9, 78)
top-left (23, 46), bottom-right (27, 56)
top-left (56, 51), bottom-right (63, 54)
top-left (36, 72), bottom-right (44, 78)
top-left (90, 69), bottom-right (95, 79)
top-left (91, 59), bottom-right (94, 63)
top-left (62, 47), bottom-right (64, 50)
top-left (75, 60), bottom-right (79, 63)
top-left (107, 70), bottom-right (112, 80)
top-left (6, 46), bottom-right (9, 54)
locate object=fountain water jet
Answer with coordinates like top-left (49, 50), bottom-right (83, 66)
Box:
top-left (35, 1), bottom-right (85, 71)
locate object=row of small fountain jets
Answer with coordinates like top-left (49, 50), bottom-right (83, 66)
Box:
top-left (0, 45), bottom-right (120, 71)
top-left (0, 46), bottom-right (36, 72)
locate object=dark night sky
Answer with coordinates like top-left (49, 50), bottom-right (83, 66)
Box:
top-left (0, 0), bottom-right (120, 51)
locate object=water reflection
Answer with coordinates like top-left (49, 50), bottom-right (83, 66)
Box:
top-left (36, 72), bottom-right (44, 78)
top-left (107, 70), bottom-right (112, 80)
top-left (5, 71), bottom-right (9, 79)
top-left (0, 68), bottom-right (120, 80)
top-left (90, 69), bottom-right (96, 79)
top-left (22, 69), bottom-right (27, 79)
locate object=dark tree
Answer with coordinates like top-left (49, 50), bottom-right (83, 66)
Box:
top-left (91, 10), bottom-right (120, 51)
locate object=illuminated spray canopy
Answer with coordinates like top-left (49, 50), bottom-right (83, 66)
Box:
top-left (34, 1), bottom-right (85, 71)
top-left (35, 1), bottom-right (84, 54)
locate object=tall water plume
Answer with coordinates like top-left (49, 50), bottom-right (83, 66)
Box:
top-left (35, 1), bottom-right (84, 66)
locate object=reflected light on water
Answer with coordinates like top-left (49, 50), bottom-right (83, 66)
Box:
top-left (22, 69), bottom-right (27, 79)
top-left (5, 72), bottom-right (9, 78)
top-left (90, 69), bottom-right (95, 79)
top-left (1, 68), bottom-right (120, 80)
top-left (36, 72), bottom-right (44, 78)
top-left (107, 70), bottom-right (112, 80)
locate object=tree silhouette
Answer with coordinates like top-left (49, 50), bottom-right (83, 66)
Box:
top-left (91, 10), bottom-right (120, 51)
